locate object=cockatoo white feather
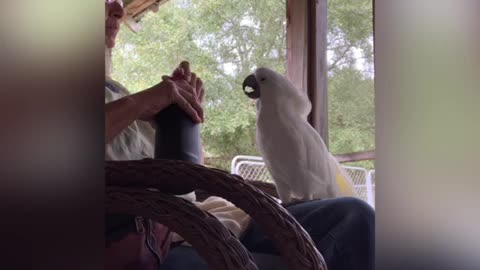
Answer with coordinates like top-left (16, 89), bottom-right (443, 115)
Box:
top-left (242, 67), bottom-right (356, 203)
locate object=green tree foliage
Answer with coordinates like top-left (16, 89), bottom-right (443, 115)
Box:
top-left (112, 0), bottom-right (374, 170)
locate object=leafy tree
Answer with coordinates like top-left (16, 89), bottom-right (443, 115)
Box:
top-left (112, 0), bottom-right (374, 170)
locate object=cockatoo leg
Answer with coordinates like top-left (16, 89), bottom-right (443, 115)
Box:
top-left (301, 193), bottom-right (314, 201)
top-left (274, 181), bottom-right (292, 204)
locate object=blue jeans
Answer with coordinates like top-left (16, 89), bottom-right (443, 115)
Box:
top-left (160, 197), bottom-right (375, 270)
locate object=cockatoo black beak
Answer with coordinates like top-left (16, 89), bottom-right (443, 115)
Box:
top-left (242, 74), bottom-right (261, 99)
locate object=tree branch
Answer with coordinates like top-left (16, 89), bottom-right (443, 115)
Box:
top-left (328, 43), bottom-right (354, 71)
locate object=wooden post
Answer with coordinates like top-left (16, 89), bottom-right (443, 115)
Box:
top-left (310, 0), bottom-right (329, 146)
top-left (286, 0), bottom-right (308, 92)
top-left (287, 0), bottom-right (329, 147)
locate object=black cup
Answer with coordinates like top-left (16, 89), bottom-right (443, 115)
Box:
top-left (154, 105), bottom-right (201, 164)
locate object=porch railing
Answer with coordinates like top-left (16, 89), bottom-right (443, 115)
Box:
top-left (231, 155), bottom-right (375, 207)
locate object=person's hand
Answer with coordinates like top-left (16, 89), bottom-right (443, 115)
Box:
top-left (132, 78), bottom-right (203, 123)
top-left (164, 61), bottom-right (205, 104)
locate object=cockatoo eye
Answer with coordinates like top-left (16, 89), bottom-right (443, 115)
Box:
top-left (260, 77), bottom-right (266, 82)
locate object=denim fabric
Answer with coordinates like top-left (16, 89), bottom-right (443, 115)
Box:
top-left (160, 197), bottom-right (375, 270)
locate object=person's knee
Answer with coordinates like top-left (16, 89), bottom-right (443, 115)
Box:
top-left (161, 246), bottom-right (209, 270)
top-left (338, 197), bottom-right (375, 234)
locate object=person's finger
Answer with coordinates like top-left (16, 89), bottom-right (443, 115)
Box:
top-left (179, 61), bottom-right (191, 81)
top-left (179, 89), bottom-right (204, 122)
top-left (196, 77), bottom-right (203, 93)
top-left (176, 79), bottom-right (196, 96)
top-left (161, 75), bottom-right (172, 81)
top-left (198, 88), bottom-right (205, 105)
top-left (197, 78), bottom-right (204, 103)
top-left (179, 89), bottom-right (203, 121)
top-left (190, 72), bottom-right (197, 93)
top-left (175, 91), bottom-right (202, 123)
top-left (172, 68), bottom-right (183, 79)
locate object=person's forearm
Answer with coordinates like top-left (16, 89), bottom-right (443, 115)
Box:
top-left (105, 96), bottom-right (142, 143)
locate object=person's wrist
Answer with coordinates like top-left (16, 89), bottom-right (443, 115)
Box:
top-left (131, 83), bottom-right (173, 120)
top-left (157, 80), bottom-right (176, 105)
top-left (129, 91), bottom-right (150, 119)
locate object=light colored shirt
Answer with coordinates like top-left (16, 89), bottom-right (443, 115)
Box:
top-left (105, 79), bottom-right (156, 162)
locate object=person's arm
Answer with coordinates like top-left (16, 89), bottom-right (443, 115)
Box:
top-left (105, 79), bottom-right (203, 144)
top-left (105, 95), bottom-right (142, 144)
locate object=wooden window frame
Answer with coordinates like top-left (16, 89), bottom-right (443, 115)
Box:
top-left (286, 0), bottom-right (376, 162)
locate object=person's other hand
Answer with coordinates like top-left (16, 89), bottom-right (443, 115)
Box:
top-left (132, 78), bottom-right (203, 123)
top-left (164, 61), bottom-right (205, 104)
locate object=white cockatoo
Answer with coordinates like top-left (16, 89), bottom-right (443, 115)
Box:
top-left (242, 67), bottom-right (358, 203)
